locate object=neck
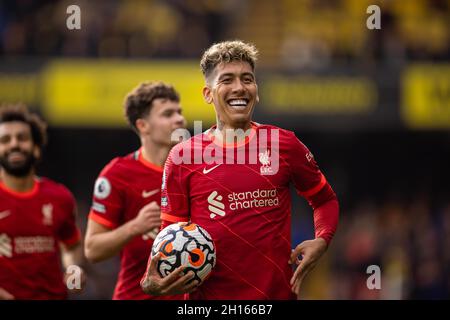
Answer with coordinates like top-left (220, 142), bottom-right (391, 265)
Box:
top-left (214, 121), bottom-right (253, 144)
top-left (0, 170), bottom-right (35, 192)
top-left (140, 138), bottom-right (171, 167)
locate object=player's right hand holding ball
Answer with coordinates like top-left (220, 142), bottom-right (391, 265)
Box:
top-left (140, 253), bottom-right (199, 296)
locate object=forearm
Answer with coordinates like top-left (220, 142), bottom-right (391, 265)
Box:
top-left (85, 221), bottom-right (137, 262)
top-left (307, 183), bottom-right (339, 246)
top-left (314, 199), bottom-right (339, 245)
top-left (61, 241), bottom-right (84, 269)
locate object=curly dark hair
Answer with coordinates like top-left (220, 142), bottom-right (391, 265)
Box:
top-left (124, 81), bottom-right (180, 133)
top-left (200, 40), bottom-right (259, 79)
top-left (0, 103), bottom-right (47, 149)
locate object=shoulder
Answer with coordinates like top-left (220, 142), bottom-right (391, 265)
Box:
top-left (167, 134), bottom-right (206, 162)
top-left (169, 134), bottom-right (203, 153)
top-left (255, 123), bottom-right (302, 145)
top-left (38, 177), bottom-right (75, 203)
top-left (98, 152), bottom-right (137, 178)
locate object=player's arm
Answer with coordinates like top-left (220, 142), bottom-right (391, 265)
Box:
top-left (60, 240), bottom-right (86, 291)
top-left (140, 253), bottom-right (198, 296)
top-left (289, 194), bottom-right (338, 296)
top-left (84, 201), bottom-right (161, 263)
top-left (287, 133), bottom-right (339, 296)
top-left (61, 240), bottom-right (84, 268)
top-left (141, 148), bottom-right (195, 296)
top-left (57, 194), bottom-right (87, 291)
top-left (0, 287), bottom-right (14, 300)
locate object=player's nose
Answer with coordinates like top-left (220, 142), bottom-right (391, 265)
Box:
top-left (231, 79), bottom-right (246, 93)
top-left (173, 113), bottom-right (186, 128)
top-left (8, 136), bottom-right (20, 149)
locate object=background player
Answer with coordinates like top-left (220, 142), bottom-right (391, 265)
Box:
top-left (141, 41), bottom-right (339, 299)
top-left (0, 104), bottom-right (84, 300)
top-left (84, 82), bottom-right (190, 299)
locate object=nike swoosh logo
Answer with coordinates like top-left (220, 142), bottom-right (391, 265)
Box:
top-left (0, 210), bottom-right (11, 220)
top-left (203, 164), bottom-right (221, 174)
top-left (142, 189), bottom-right (160, 198)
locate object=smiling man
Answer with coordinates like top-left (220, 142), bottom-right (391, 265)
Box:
top-left (141, 41), bottom-right (339, 300)
top-left (84, 82), bottom-right (191, 299)
top-left (0, 104), bottom-right (84, 300)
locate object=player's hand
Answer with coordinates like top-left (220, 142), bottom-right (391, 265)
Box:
top-left (289, 238), bottom-right (327, 297)
top-left (0, 287), bottom-right (15, 300)
top-left (64, 266), bottom-right (87, 293)
top-left (141, 253), bottom-right (199, 296)
top-left (130, 201), bottom-right (162, 237)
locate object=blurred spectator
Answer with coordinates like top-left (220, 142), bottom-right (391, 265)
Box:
top-left (1, 0), bottom-right (448, 64)
top-left (300, 194), bottom-right (450, 299)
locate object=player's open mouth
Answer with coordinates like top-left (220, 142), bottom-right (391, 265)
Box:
top-left (227, 98), bottom-right (249, 110)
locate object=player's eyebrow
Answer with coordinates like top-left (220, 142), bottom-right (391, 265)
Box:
top-left (218, 73), bottom-right (234, 81)
top-left (218, 72), bottom-right (254, 81)
top-left (241, 72), bottom-right (255, 79)
top-left (161, 106), bottom-right (182, 115)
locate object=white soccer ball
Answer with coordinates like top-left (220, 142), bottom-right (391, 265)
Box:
top-left (151, 222), bottom-right (216, 284)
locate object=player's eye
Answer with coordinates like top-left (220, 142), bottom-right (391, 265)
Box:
top-left (17, 133), bottom-right (31, 141)
top-left (0, 136), bottom-right (9, 144)
top-left (243, 77), bottom-right (254, 84)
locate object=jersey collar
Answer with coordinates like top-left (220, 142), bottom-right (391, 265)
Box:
top-left (206, 122), bottom-right (259, 148)
top-left (0, 177), bottom-right (39, 198)
top-left (137, 148), bottom-right (164, 173)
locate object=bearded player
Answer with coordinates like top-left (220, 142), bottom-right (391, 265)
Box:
top-left (141, 41), bottom-right (339, 299)
top-left (84, 82), bottom-right (194, 299)
top-left (0, 104), bottom-right (84, 300)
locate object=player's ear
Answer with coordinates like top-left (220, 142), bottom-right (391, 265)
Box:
top-left (135, 118), bottom-right (149, 134)
top-left (256, 84), bottom-right (259, 103)
top-left (33, 146), bottom-right (41, 160)
top-left (203, 86), bottom-right (212, 104)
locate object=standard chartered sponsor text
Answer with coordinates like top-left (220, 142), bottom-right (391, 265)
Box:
top-left (228, 188), bottom-right (279, 210)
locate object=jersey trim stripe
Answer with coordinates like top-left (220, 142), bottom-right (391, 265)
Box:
top-left (0, 178), bottom-right (39, 198)
top-left (138, 148), bottom-right (164, 172)
top-left (161, 212), bottom-right (189, 223)
top-left (207, 122), bottom-right (258, 148)
top-left (300, 173), bottom-right (327, 198)
top-left (88, 211), bottom-right (117, 229)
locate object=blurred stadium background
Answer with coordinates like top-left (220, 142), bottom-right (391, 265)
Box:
top-left (0, 0), bottom-right (449, 299)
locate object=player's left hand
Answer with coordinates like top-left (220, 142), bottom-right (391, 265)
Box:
top-left (289, 237), bottom-right (327, 297)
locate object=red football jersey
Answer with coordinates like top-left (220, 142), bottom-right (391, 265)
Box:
top-left (89, 149), bottom-right (181, 300)
top-left (0, 177), bottom-right (80, 300)
top-left (160, 122), bottom-right (331, 300)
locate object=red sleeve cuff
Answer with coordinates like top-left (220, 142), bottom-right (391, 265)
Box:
top-left (88, 211), bottom-right (117, 229)
top-left (60, 228), bottom-right (81, 247)
top-left (161, 212), bottom-right (189, 223)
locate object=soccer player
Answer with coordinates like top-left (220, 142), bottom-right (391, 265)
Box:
top-left (141, 41), bottom-right (339, 299)
top-left (84, 82), bottom-right (192, 299)
top-left (0, 104), bottom-right (84, 300)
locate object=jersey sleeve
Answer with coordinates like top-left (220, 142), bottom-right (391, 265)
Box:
top-left (287, 131), bottom-right (339, 245)
top-left (88, 160), bottom-right (125, 229)
top-left (287, 131), bottom-right (327, 198)
top-left (160, 147), bottom-right (190, 227)
top-left (56, 187), bottom-right (81, 247)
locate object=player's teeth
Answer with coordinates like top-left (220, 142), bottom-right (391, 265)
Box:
top-left (229, 99), bottom-right (247, 106)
